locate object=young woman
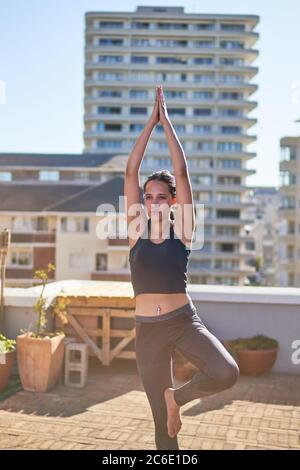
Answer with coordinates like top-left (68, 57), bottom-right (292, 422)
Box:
top-left (124, 86), bottom-right (239, 450)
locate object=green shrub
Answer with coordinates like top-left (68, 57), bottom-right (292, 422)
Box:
top-left (228, 335), bottom-right (278, 352)
top-left (0, 334), bottom-right (16, 353)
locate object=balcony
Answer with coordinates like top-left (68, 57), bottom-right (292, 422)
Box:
top-left (1, 281), bottom-right (299, 450)
top-left (11, 231), bottom-right (56, 244)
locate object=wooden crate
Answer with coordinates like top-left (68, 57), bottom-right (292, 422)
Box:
top-left (55, 294), bottom-right (136, 366)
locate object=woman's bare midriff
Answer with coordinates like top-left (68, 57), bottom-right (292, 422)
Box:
top-left (134, 292), bottom-right (192, 317)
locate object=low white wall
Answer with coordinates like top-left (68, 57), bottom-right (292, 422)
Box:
top-left (3, 281), bottom-right (300, 375)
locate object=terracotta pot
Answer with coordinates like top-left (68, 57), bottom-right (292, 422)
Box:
top-left (17, 333), bottom-right (65, 392)
top-left (236, 348), bottom-right (278, 375)
top-left (0, 349), bottom-right (15, 391)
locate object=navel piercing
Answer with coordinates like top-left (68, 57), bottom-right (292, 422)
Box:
top-left (156, 305), bottom-right (162, 315)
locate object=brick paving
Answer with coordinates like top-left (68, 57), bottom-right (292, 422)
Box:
top-left (0, 359), bottom-right (299, 450)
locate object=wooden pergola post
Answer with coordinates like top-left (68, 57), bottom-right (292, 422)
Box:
top-left (0, 228), bottom-right (11, 331)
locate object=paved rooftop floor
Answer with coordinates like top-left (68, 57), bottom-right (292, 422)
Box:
top-left (0, 359), bottom-right (299, 450)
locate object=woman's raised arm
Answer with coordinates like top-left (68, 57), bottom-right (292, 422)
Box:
top-left (126, 88), bottom-right (159, 175)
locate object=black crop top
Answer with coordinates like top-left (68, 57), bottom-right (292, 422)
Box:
top-left (129, 218), bottom-right (191, 297)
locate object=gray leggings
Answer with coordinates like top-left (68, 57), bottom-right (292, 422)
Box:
top-left (135, 301), bottom-right (239, 450)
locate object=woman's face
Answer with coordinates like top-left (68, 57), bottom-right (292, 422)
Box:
top-left (143, 180), bottom-right (176, 220)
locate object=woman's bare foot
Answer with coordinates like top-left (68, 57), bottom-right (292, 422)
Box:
top-left (164, 388), bottom-right (182, 438)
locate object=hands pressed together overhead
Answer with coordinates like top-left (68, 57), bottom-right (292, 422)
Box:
top-left (149, 85), bottom-right (170, 127)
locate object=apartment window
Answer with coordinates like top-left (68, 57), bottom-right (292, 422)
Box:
top-left (219, 108), bottom-right (241, 117)
top-left (130, 107), bottom-right (148, 115)
top-left (194, 57), bottom-right (214, 65)
top-left (103, 123), bottom-right (122, 132)
top-left (281, 171), bottom-right (297, 186)
top-left (95, 253), bottom-right (108, 271)
top-left (194, 108), bottom-right (212, 116)
top-left (217, 210), bottom-right (240, 219)
top-left (156, 39), bottom-right (188, 47)
top-left (197, 191), bottom-right (211, 202)
top-left (216, 226), bottom-right (239, 236)
top-left (69, 253), bottom-right (90, 271)
top-left (156, 72), bottom-right (187, 83)
top-left (220, 23), bottom-right (246, 31)
top-left (194, 91), bottom-right (213, 99)
top-left (220, 91), bottom-right (242, 100)
top-left (32, 216), bottom-right (49, 231)
top-left (97, 140), bottom-right (122, 149)
top-left (61, 217), bottom-right (89, 233)
top-left (11, 216), bottom-right (32, 232)
top-left (281, 196), bottom-right (296, 209)
top-left (168, 108), bottom-right (185, 116)
top-left (98, 55), bottom-right (123, 63)
top-left (217, 176), bottom-right (241, 185)
top-left (219, 57), bottom-right (244, 66)
top-left (152, 141), bottom-right (168, 150)
top-left (74, 171), bottom-right (89, 181)
top-left (97, 106), bottom-right (121, 114)
top-left (129, 89), bottom-right (148, 98)
top-left (280, 146), bottom-right (297, 161)
top-left (215, 260), bottom-right (239, 269)
top-left (130, 72), bottom-right (150, 82)
top-left (194, 74), bottom-right (214, 83)
top-left (11, 250), bottom-right (32, 266)
top-left (217, 192), bottom-right (241, 203)
top-left (98, 72), bottom-right (122, 81)
top-left (220, 74), bottom-right (243, 83)
top-left (156, 23), bottom-right (188, 30)
top-left (217, 142), bottom-right (242, 152)
top-left (194, 125), bottom-right (212, 134)
top-left (131, 38), bottom-right (150, 46)
top-left (191, 158), bottom-right (213, 169)
top-left (173, 124), bottom-right (186, 133)
top-left (193, 175), bottom-right (213, 186)
top-left (156, 57), bottom-right (188, 65)
top-left (196, 141), bottom-right (214, 151)
top-left (132, 22), bottom-right (150, 29)
top-left (195, 40), bottom-right (215, 48)
top-left (0, 171), bottom-right (12, 181)
top-left (98, 90), bottom-right (122, 98)
top-left (99, 21), bottom-right (123, 28)
top-left (221, 159), bottom-right (242, 169)
top-left (220, 126), bottom-right (241, 134)
top-left (98, 38), bottom-right (123, 46)
top-left (287, 220), bottom-right (295, 235)
top-left (131, 56), bottom-right (148, 63)
top-left (164, 90), bottom-right (186, 98)
top-left (195, 23), bottom-right (214, 30)
top-left (220, 41), bottom-right (244, 49)
top-left (39, 171), bottom-right (59, 181)
top-left (130, 123), bottom-right (144, 132)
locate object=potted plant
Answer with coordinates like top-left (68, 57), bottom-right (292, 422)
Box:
top-left (0, 334), bottom-right (16, 391)
top-left (226, 335), bottom-right (279, 376)
top-left (17, 264), bottom-right (69, 392)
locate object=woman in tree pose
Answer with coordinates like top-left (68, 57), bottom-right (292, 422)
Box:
top-left (125, 86), bottom-right (239, 450)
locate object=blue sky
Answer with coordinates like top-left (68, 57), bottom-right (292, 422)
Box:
top-left (0, 0), bottom-right (300, 187)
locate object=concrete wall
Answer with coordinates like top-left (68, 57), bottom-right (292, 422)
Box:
top-left (3, 281), bottom-right (300, 375)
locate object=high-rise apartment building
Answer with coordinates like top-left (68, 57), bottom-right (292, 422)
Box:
top-left (279, 136), bottom-right (300, 287)
top-left (84, 6), bottom-right (259, 285)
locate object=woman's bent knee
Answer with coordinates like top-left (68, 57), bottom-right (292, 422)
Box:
top-left (217, 360), bottom-right (239, 390)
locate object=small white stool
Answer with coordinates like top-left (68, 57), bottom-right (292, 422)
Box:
top-left (64, 342), bottom-right (88, 388)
